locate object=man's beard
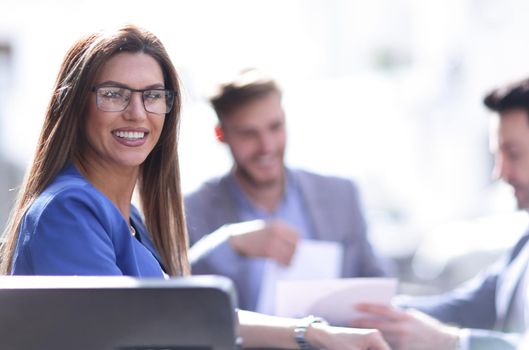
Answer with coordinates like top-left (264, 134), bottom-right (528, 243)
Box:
top-left (235, 164), bottom-right (282, 189)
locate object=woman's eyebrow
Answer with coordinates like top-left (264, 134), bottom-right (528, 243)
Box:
top-left (96, 80), bottom-right (166, 89)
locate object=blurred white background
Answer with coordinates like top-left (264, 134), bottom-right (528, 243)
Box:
top-left (2, 0), bottom-right (529, 292)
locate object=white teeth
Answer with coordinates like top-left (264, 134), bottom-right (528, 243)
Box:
top-left (114, 131), bottom-right (145, 140)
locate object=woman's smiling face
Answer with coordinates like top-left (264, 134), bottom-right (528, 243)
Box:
top-left (83, 52), bottom-right (166, 169)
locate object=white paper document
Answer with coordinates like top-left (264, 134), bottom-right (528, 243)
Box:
top-left (256, 239), bottom-right (343, 315)
top-left (275, 277), bottom-right (397, 326)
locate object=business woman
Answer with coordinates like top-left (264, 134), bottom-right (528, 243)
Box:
top-left (0, 25), bottom-right (388, 350)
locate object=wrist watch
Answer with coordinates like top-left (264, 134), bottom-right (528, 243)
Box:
top-left (294, 315), bottom-right (328, 350)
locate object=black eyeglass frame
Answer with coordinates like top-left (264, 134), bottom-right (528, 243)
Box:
top-left (91, 84), bottom-right (176, 115)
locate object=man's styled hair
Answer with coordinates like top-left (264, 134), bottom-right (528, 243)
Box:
top-left (484, 77), bottom-right (529, 120)
top-left (209, 68), bottom-right (281, 120)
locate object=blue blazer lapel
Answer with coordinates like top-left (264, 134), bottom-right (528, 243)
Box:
top-left (130, 207), bottom-right (165, 270)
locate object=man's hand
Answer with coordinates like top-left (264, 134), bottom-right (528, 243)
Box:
top-left (228, 219), bottom-right (299, 266)
top-left (350, 303), bottom-right (460, 350)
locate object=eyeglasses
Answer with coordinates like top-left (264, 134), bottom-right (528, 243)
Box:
top-left (92, 84), bottom-right (176, 115)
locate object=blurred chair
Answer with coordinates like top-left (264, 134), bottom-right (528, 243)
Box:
top-left (408, 212), bottom-right (529, 294)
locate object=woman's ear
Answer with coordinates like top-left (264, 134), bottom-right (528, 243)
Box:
top-left (214, 124), bottom-right (225, 143)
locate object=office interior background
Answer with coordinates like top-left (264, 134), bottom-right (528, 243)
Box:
top-left (2, 0), bottom-right (529, 294)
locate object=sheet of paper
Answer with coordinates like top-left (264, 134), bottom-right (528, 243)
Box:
top-left (275, 277), bottom-right (397, 326)
top-left (255, 239), bottom-right (343, 315)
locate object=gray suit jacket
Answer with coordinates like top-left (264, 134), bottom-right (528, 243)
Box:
top-left (185, 169), bottom-right (392, 311)
top-left (400, 232), bottom-right (529, 349)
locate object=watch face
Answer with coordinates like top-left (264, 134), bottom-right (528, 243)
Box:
top-left (294, 324), bottom-right (310, 349)
top-left (294, 316), bottom-right (328, 350)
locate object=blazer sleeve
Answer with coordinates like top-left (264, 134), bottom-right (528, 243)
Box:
top-left (397, 233), bottom-right (529, 330)
top-left (396, 259), bottom-right (502, 329)
top-left (12, 187), bottom-right (123, 275)
top-left (184, 182), bottom-right (244, 277)
top-left (464, 329), bottom-right (519, 350)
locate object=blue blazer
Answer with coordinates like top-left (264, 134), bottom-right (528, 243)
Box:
top-left (12, 164), bottom-right (165, 277)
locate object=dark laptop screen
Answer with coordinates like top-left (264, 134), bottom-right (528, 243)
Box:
top-left (0, 275), bottom-right (239, 350)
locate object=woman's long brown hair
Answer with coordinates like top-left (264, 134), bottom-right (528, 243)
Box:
top-left (0, 25), bottom-right (189, 276)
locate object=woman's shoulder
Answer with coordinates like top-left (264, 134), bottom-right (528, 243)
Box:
top-left (44, 164), bottom-right (91, 193)
top-left (29, 165), bottom-right (116, 220)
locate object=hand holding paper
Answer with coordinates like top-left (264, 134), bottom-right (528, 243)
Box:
top-left (276, 278), bottom-right (397, 326)
top-left (256, 239), bottom-right (344, 314)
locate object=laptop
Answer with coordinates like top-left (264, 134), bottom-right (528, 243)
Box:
top-left (0, 275), bottom-right (240, 350)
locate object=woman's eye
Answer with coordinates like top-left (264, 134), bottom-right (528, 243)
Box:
top-left (101, 90), bottom-right (122, 98)
top-left (98, 87), bottom-right (127, 99)
top-left (145, 91), bottom-right (163, 100)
